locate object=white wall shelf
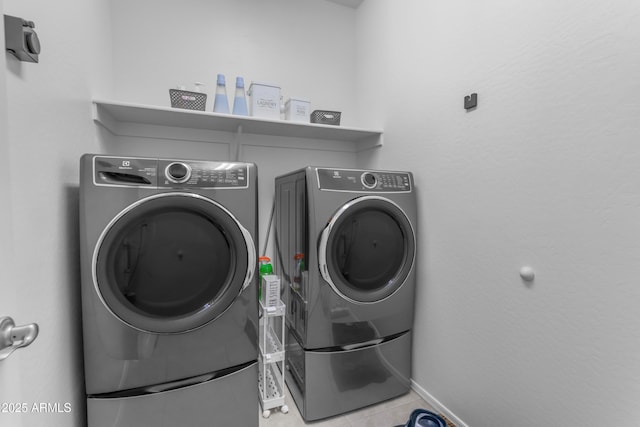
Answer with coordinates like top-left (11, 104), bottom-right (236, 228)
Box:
top-left (92, 100), bottom-right (383, 152)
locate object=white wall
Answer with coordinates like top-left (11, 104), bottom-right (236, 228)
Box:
top-left (2, 2), bottom-right (357, 425)
top-left (110, 0), bottom-right (358, 126)
top-left (3, 0), bottom-right (113, 425)
top-left (356, 1), bottom-right (640, 426)
top-left (0, 0), bottom-right (24, 415)
top-left (0, 0), bottom-right (11, 293)
top-left (106, 0), bottom-right (361, 254)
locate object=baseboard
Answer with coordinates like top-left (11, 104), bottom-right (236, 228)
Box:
top-left (410, 380), bottom-right (469, 427)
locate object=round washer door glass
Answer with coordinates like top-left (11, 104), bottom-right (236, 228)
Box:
top-left (94, 193), bottom-right (254, 333)
top-left (320, 196), bottom-right (415, 303)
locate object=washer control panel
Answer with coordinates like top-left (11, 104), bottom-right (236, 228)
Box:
top-left (158, 160), bottom-right (248, 188)
top-left (93, 156), bottom-right (249, 189)
top-left (316, 168), bottom-right (412, 192)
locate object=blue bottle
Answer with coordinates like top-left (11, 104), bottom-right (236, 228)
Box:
top-left (232, 77), bottom-right (248, 116)
top-left (213, 74), bottom-right (230, 114)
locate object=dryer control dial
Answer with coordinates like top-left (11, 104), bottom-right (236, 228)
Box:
top-left (165, 162), bottom-right (192, 184)
top-left (361, 172), bottom-right (378, 189)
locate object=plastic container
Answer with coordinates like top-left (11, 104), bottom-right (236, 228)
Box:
top-left (259, 256), bottom-right (273, 278)
top-left (292, 253), bottom-right (305, 291)
top-left (213, 74), bottom-right (230, 114)
top-left (258, 256), bottom-right (273, 301)
top-left (397, 409), bottom-right (447, 427)
top-left (232, 77), bottom-right (249, 116)
top-left (310, 110), bottom-right (341, 126)
top-left (169, 83), bottom-right (207, 111)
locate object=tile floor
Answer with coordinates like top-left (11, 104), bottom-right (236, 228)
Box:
top-left (259, 385), bottom-right (436, 427)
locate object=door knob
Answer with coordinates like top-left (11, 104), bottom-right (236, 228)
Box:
top-left (0, 317), bottom-right (39, 361)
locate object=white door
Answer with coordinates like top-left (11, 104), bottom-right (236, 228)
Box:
top-left (0, 1), bottom-right (26, 422)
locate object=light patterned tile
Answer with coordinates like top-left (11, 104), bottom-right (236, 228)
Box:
top-left (351, 401), bottom-right (428, 427)
top-left (258, 383), bottom-right (351, 427)
top-left (259, 385), bottom-right (434, 427)
top-left (259, 408), bottom-right (350, 427)
top-left (259, 388), bottom-right (302, 427)
top-left (305, 416), bottom-right (352, 427)
top-left (259, 411), bottom-right (304, 427)
top-left (344, 390), bottom-right (426, 423)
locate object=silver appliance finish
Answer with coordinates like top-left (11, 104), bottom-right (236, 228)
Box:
top-left (79, 154), bottom-right (259, 426)
top-left (0, 316), bottom-right (39, 361)
top-left (275, 166), bottom-right (417, 421)
top-left (87, 363), bottom-right (257, 427)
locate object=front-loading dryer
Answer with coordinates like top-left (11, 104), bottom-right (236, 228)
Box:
top-left (79, 154), bottom-right (258, 427)
top-left (275, 167), bottom-right (417, 421)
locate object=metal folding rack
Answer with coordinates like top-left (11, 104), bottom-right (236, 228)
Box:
top-left (258, 299), bottom-right (288, 418)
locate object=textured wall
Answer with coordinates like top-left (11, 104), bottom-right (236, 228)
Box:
top-left (355, 1), bottom-right (640, 426)
top-left (2, 0), bottom-right (113, 425)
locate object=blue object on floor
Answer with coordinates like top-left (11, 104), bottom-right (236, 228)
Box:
top-left (396, 409), bottom-right (447, 427)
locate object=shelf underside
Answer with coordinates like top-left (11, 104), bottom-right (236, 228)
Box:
top-left (93, 100), bottom-right (383, 148)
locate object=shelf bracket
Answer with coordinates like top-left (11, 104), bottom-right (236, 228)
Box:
top-left (355, 133), bottom-right (384, 152)
top-left (230, 124), bottom-right (243, 162)
top-left (92, 102), bottom-right (119, 136)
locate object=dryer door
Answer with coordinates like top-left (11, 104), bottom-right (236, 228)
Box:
top-left (318, 196), bottom-right (415, 304)
top-left (93, 192), bottom-right (255, 334)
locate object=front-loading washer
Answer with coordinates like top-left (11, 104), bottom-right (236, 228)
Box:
top-left (275, 166), bottom-right (417, 421)
top-left (79, 154), bottom-right (258, 427)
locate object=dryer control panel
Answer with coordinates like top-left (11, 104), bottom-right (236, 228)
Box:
top-left (316, 168), bottom-right (412, 192)
top-left (93, 156), bottom-right (249, 189)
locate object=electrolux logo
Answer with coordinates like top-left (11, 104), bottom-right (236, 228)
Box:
top-left (119, 160), bottom-right (132, 170)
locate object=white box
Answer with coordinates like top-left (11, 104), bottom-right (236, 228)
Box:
top-left (261, 274), bottom-right (281, 308)
top-left (285, 97), bottom-right (310, 123)
top-left (248, 82), bottom-right (281, 119)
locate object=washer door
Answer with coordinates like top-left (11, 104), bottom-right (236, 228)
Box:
top-left (93, 193), bottom-right (255, 333)
top-left (318, 196), bottom-right (415, 304)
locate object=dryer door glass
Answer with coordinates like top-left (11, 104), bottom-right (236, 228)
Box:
top-left (323, 197), bottom-right (415, 303)
top-left (94, 194), bottom-right (253, 333)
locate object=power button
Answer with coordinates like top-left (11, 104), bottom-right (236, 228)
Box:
top-left (361, 172), bottom-right (377, 189)
top-left (165, 162), bottom-right (191, 184)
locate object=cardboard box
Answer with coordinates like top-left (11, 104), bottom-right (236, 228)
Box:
top-left (248, 82), bottom-right (281, 119)
top-left (261, 274), bottom-right (281, 308)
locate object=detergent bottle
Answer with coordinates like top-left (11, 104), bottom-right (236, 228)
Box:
top-left (258, 256), bottom-right (273, 301)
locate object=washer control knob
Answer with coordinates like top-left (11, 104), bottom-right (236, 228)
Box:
top-left (361, 172), bottom-right (377, 189)
top-left (166, 162), bottom-right (191, 183)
